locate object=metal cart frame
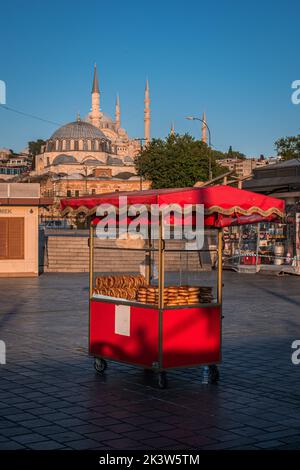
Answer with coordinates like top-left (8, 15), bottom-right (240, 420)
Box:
top-left (88, 212), bottom-right (223, 388)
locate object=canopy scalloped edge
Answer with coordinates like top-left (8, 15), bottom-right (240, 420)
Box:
top-left (61, 204), bottom-right (284, 219)
top-left (205, 205), bottom-right (284, 218)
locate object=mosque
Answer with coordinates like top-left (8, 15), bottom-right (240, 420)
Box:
top-left (34, 65), bottom-right (151, 179)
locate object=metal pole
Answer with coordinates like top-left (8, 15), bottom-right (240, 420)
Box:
top-left (158, 211), bottom-right (165, 370)
top-left (89, 224), bottom-right (94, 299)
top-left (158, 212), bottom-right (165, 308)
top-left (217, 229), bottom-right (223, 304)
top-left (255, 223), bottom-right (262, 272)
top-left (145, 219), bottom-right (152, 285)
top-left (186, 116), bottom-right (213, 181)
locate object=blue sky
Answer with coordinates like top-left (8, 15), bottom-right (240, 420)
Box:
top-left (0, 0), bottom-right (299, 155)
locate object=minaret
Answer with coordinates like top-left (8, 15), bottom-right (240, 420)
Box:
top-left (115, 94), bottom-right (121, 130)
top-left (144, 79), bottom-right (150, 144)
top-left (91, 63), bottom-right (101, 127)
top-left (202, 112), bottom-right (207, 144)
top-left (170, 122), bottom-right (175, 136)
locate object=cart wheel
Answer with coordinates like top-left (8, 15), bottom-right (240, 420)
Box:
top-left (94, 358), bottom-right (107, 374)
top-left (208, 364), bottom-right (219, 384)
top-left (158, 371), bottom-right (167, 389)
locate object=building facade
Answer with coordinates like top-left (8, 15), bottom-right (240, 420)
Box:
top-left (217, 157), bottom-right (279, 178)
top-left (39, 173), bottom-right (150, 214)
top-left (0, 150), bottom-right (32, 180)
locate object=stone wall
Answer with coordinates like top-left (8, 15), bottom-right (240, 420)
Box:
top-left (44, 235), bottom-right (213, 274)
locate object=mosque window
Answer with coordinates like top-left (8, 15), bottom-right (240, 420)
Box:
top-left (66, 141), bottom-right (70, 151)
top-left (74, 140), bottom-right (79, 151)
top-left (67, 190), bottom-right (71, 197)
top-left (75, 190), bottom-right (80, 197)
top-left (83, 141), bottom-right (88, 151)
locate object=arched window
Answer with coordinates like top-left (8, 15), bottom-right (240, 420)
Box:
top-left (83, 140), bottom-right (88, 151)
top-left (74, 140), bottom-right (79, 151)
top-left (66, 141), bottom-right (70, 151)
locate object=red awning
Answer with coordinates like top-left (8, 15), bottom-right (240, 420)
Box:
top-left (60, 185), bottom-right (285, 228)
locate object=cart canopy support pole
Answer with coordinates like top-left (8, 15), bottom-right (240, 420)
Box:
top-left (89, 224), bottom-right (94, 299)
top-left (145, 219), bottom-right (152, 285)
top-left (158, 212), bottom-right (165, 309)
top-left (158, 211), bottom-right (165, 369)
top-left (217, 229), bottom-right (223, 304)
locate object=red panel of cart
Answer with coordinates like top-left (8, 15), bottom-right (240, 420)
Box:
top-left (90, 299), bottom-right (221, 369)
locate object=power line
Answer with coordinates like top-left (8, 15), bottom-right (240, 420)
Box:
top-left (0, 104), bottom-right (62, 126)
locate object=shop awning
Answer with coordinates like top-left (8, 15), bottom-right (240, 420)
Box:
top-left (60, 185), bottom-right (285, 228)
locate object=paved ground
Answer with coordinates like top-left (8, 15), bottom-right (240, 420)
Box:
top-left (0, 272), bottom-right (300, 450)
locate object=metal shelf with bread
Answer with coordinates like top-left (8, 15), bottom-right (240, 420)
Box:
top-left (61, 185), bottom-right (284, 388)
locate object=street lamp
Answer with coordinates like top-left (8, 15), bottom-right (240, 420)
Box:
top-left (186, 115), bottom-right (213, 180)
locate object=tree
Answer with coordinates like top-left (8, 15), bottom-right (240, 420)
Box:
top-left (275, 134), bottom-right (300, 160)
top-left (226, 145), bottom-right (246, 160)
top-left (28, 139), bottom-right (46, 157)
top-left (135, 134), bottom-right (225, 189)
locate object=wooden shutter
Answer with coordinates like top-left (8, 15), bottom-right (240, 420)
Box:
top-left (0, 219), bottom-right (9, 259)
top-left (8, 218), bottom-right (24, 259)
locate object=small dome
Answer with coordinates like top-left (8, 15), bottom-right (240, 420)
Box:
top-left (100, 112), bottom-right (114, 124)
top-left (107, 155), bottom-right (123, 165)
top-left (81, 158), bottom-right (101, 165)
top-left (53, 154), bottom-right (78, 165)
top-left (50, 120), bottom-right (108, 141)
top-left (114, 171), bottom-right (135, 180)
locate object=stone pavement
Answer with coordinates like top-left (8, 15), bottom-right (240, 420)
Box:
top-left (0, 272), bottom-right (300, 450)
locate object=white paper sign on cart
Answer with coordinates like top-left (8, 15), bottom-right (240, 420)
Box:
top-left (115, 304), bottom-right (131, 336)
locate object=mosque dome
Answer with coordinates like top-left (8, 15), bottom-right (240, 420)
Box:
top-left (50, 120), bottom-right (107, 140)
top-left (45, 117), bottom-right (112, 153)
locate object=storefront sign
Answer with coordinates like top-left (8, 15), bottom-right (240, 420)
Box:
top-left (0, 209), bottom-right (12, 214)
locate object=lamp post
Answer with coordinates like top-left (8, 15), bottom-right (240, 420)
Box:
top-left (186, 115), bottom-right (213, 181)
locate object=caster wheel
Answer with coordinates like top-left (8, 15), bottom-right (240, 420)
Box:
top-left (158, 371), bottom-right (167, 389)
top-left (94, 357), bottom-right (107, 374)
top-left (208, 364), bottom-right (219, 384)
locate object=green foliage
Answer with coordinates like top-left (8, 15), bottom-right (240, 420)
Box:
top-left (275, 134), bottom-right (300, 160)
top-left (135, 134), bottom-right (225, 189)
top-left (28, 139), bottom-right (46, 157)
top-left (226, 145), bottom-right (246, 160)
